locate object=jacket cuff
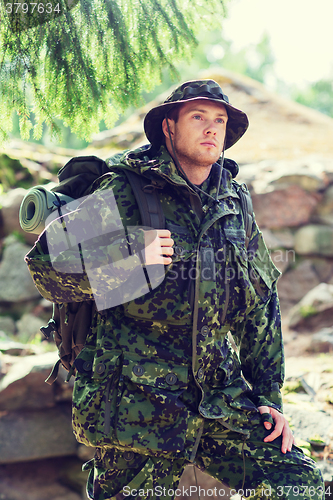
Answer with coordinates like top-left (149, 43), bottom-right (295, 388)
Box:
top-left (250, 381), bottom-right (283, 412)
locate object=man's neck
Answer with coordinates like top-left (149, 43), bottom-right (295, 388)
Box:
top-left (180, 162), bottom-right (212, 185)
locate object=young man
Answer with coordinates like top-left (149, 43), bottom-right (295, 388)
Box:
top-left (26, 80), bottom-right (324, 499)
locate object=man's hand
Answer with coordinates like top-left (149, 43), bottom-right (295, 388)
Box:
top-left (144, 229), bottom-right (174, 266)
top-left (258, 406), bottom-right (295, 454)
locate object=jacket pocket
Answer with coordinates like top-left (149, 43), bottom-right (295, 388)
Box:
top-left (115, 353), bottom-right (189, 454)
top-left (224, 229), bottom-right (280, 309)
top-left (84, 448), bottom-right (151, 500)
top-left (72, 348), bottom-right (122, 448)
top-left (247, 232), bottom-right (281, 302)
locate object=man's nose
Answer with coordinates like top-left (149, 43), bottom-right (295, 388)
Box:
top-left (204, 121), bottom-right (217, 134)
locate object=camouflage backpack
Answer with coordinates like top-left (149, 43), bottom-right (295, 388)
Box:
top-left (38, 155), bottom-right (165, 384)
top-left (33, 154), bottom-right (252, 384)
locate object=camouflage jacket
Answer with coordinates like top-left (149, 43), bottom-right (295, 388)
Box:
top-left (25, 145), bottom-right (283, 458)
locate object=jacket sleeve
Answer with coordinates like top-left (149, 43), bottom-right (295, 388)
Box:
top-left (231, 220), bottom-right (285, 412)
top-left (25, 174), bottom-right (148, 304)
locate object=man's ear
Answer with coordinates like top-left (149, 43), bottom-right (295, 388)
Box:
top-left (162, 117), bottom-right (175, 140)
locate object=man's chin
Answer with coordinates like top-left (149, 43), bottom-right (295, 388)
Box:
top-left (176, 149), bottom-right (221, 169)
top-left (199, 151), bottom-right (221, 166)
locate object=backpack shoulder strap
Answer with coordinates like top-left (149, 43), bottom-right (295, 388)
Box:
top-left (123, 169), bottom-right (165, 230)
top-left (234, 182), bottom-right (254, 249)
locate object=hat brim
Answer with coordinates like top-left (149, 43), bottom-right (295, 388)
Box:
top-left (144, 96), bottom-right (249, 150)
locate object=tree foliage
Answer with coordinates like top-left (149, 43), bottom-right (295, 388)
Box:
top-left (293, 79), bottom-right (333, 119)
top-left (0, 0), bottom-right (227, 142)
top-left (200, 31), bottom-right (275, 85)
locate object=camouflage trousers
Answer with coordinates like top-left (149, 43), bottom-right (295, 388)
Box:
top-left (84, 420), bottom-right (324, 500)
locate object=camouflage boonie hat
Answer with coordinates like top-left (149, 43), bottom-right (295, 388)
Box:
top-left (144, 79), bottom-right (249, 150)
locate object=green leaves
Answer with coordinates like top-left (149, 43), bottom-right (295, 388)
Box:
top-left (0, 0), bottom-right (226, 142)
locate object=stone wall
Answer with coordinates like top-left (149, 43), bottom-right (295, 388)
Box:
top-left (237, 157), bottom-right (333, 323)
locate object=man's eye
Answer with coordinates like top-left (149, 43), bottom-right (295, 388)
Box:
top-left (216, 118), bottom-right (224, 123)
top-left (193, 115), bottom-right (202, 120)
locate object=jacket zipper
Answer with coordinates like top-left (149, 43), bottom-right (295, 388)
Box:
top-left (221, 262), bottom-right (231, 324)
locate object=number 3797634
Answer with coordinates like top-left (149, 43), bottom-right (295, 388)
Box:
top-left (5, 3), bottom-right (61, 14)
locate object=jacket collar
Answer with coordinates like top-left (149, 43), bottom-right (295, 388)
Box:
top-left (120, 144), bottom-right (238, 200)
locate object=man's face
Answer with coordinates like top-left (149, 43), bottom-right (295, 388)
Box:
top-left (163, 99), bottom-right (228, 170)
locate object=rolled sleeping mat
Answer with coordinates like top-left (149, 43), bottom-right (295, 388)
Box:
top-left (19, 185), bottom-right (75, 234)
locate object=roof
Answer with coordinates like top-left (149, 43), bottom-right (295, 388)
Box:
top-left (89, 68), bottom-right (333, 163)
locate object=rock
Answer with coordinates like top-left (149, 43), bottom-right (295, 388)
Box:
top-left (314, 185), bottom-right (333, 225)
top-left (237, 162), bottom-right (260, 185)
top-left (91, 120), bottom-right (145, 150)
top-left (0, 338), bottom-right (37, 356)
top-left (288, 283), bottom-right (333, 331)
top-left (284, 403), bottom-right (333, 445)
top-left (294, 225), bottom-right (333, 257)
top-left (284, 354), bottom-right (333, 404)
top-left (238, 159), bottom-right (332, 193)
top-left (16, 312), bottom-right (46, 343)
top-left (0, 154), bottom-right (34, 189)
top-left (40, 297), bottom-right (54, 309)
top-left (252, 185), bottom-right (319, 229)
top-left (0, 457), bottom-right (85, 500)
top-left (0, 188), bottom-right (26, 234)
top-left (306, 327), bottom-right (333, 353)
top-left (0, 351), bottom-right (58, 411)
top-left (312, 258), bottom-right (333, 283)
top-left (77, 444), bottom-right (95, 462)
top-left (261, 228), bottom-right (295, 250)
top-left (272, 229), bottom-right (295, 249)
top-left (283, 401), bottom-right (333, 482)
top-left (0, 235), bottom-right (42, 302)
top-left (277, 260), bottom-right (321, 312)
top-left (0, 187), bottom-right (37, 245)
top-left (59, 457), bottom-right (90, 496)
top-left (0, 315), bottom-right (16, 335)
top-left (0, 404), bottom-right (77, 462)
top-left (270, 173), bottom-right (325, 192)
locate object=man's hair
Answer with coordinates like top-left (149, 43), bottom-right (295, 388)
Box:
top-left (166, 104), bottom-right (180, 123)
